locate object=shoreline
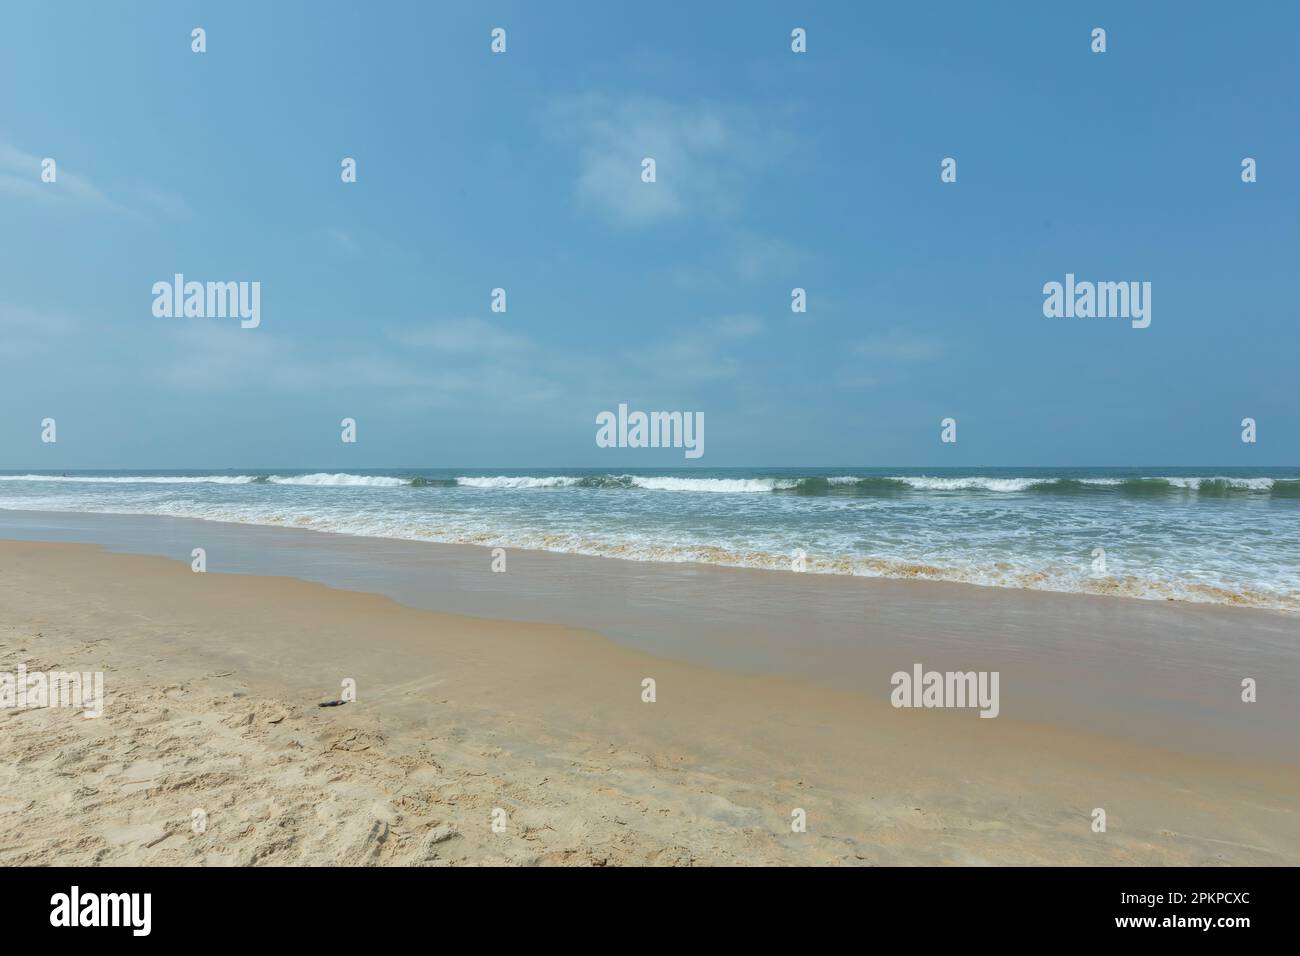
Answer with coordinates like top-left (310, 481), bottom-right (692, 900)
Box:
top-left (2, 505), bottom-right (1297, 620)
top-left (2, 510), bottom-right (1298, 761)
top-left (2, 466), bottom-right (1297, 615)
top-left (1, 538), bottom-right (1297, 865)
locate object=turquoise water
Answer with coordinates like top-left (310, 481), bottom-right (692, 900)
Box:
top-left (1, 467), bottom-right (1297, 611)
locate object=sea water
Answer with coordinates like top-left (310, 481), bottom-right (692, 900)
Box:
top-left (1, 466), bottom-right (1296, 612)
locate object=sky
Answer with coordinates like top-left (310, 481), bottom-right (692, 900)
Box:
top-left (1, 1), bottom-right (1297, 468)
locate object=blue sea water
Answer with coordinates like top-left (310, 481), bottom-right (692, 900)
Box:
top-left (1, 467), bottom-right (1297, 611)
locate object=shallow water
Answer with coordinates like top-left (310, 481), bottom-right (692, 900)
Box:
top-left (2, 466), bottom-right (1297, 611)
top-left (2, 507), bottom-right (1298, 761)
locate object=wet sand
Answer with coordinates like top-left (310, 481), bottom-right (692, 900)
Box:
top-left (0, 535), bottom-right (1297, 865)
top-left (1, 509), bottom-right (1298, 759)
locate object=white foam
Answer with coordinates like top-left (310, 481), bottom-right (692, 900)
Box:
top-left (265, 473), bottom-right (408, 487)
top-left (456, 476), bottom-right (583, 489)
top-left (628, 476), bottom-right (795, 493)
top-left (4, 493), bottom-right (1295, 612)
top-left (893, 476), bottom-right (1040, 492)
top-left (456, 475), bottom-right (796, 493)
top-left (1160, 476), bottom-right (1275, 490)
top-left (0, 474), bottom-right (259, 484)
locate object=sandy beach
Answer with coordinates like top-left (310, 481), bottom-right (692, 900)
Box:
top-left (5, 0), bottom-right (1300, 891)
top-left (2, 535), bottom-right (1297, 866)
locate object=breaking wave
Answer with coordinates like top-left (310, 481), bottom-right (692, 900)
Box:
top-left (2, 472), bottom-right (1297, 497)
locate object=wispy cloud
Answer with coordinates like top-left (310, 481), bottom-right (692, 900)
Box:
top-left (6, 292), bottom-right (764, 418)
top-left (667, 229), bottom-right (809, 290)
top-left (0, 301), bottom-right (80, 360)
top-left (543, 94), bottom-right (785, 227)
top-left (153, 317), bottom-right (569, 410)
top-left (326, 227), bottom-right (359, 253)
top-left (852, 330), bottom-right (945, 362)
top-left (392, 317), bottom-right (531, 354)
top-left (840, 329), bottom-right (946, 389)
top-left (626, 314), bottom-right (763, 383)
top-left (137, 184), bottom-right (191, 218)
top-left (0, 139), bottom-right (134, 215)
top-left (155, 324), bottom-right (446, 392)
top-left (730, 230), bottom-right (809, 282)
top-left (715, 315), bottom-right (763, 340)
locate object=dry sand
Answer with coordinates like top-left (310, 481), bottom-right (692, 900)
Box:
top-left (1, 539), bottom-right (1297, 865)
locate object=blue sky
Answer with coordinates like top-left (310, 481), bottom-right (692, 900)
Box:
top-left (1, 1), bottom-right (1297, 468)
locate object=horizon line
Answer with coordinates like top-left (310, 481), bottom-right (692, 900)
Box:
top-left (2, 464), bottom-right (1297, 472)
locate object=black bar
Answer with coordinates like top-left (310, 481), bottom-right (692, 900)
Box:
top-left (0, 866), bottom-right (1281, 940)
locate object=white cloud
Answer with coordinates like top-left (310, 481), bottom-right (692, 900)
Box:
top-left (839, 329), bottom-right (946, 389)
top-left (322, 227), bottom-right (360, 254)
top-left (731, 231), bottom-right (808, 282)
top-left (156, 324), bottom-right (447, 392)
top-left (626, 315), bottom-right (763, 383)
top-left (392, 318), bottom-right (531, 354)
top-left (544, 94), bottom-right (782, 227)
top-left (153, 318), bottom-right (570, 411)
top-left (715, 314), bottom-right (763, 340)
top-left (137, 185), bottom-right (192, 218)
top-left (0, 139), bottom-right (134, 216)
top-left (0, 302), bottom-right (80, 360)
top-left (852, 330), bottom-right (945, 362)
top-left (667, 230), bottom-right (808, 290)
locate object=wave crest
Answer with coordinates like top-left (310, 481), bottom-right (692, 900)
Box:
top-left (266, 473), bottom-right (408, 487)
top-left (2, 472), bottom-right (1297, 498)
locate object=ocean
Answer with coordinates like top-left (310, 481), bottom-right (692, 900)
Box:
top-left (1, 467), bottom-right (1296, 612)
